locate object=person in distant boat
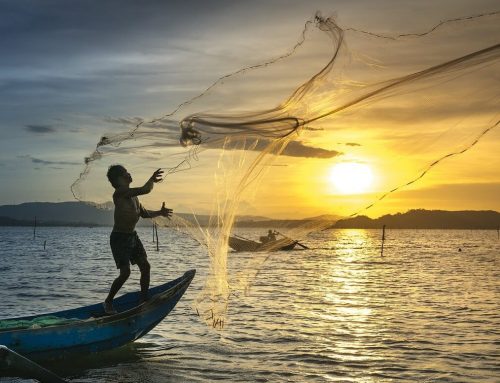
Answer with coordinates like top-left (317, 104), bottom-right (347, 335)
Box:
top-left (103, 165), bottom-right (173, 315)
top-left (267, 229), bottom-right (278, 242)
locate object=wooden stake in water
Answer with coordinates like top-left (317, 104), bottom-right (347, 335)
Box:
top-left (155, 223), bottom-right (159, 251)
top-left (153, 222), bottom-right (156, 243)
top-left (33, 216), bottom-right (37, 240)
top-left (380, 225), bottom-right (386, 257)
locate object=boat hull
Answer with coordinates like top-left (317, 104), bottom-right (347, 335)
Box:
top-left (228, 236), bottom-right (297, 252)
top-left (0, 269), bottom-right (195, 360)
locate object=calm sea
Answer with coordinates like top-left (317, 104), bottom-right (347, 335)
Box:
top-left (0, 226), bottom-right (498, 382)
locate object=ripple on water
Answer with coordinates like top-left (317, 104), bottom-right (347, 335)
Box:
top-left (0, 227), bottom-right (499, 382)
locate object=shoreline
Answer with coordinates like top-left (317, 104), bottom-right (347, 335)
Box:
top-left (1, 225), bottom-right (498, 230)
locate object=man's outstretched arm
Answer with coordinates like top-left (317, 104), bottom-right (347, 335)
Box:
top-left (140, 202), bottom-right (173, 219)
top-left (115, 169), bottom-right (163, 198)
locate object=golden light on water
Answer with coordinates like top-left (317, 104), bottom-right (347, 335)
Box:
top-left (329, 162), bottom-right (374, 194)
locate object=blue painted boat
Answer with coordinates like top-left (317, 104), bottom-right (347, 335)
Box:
top-left (0, 269), bottom-right (195, 360)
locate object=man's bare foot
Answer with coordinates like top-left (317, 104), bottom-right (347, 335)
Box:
top-left (103, 300), bottom-right (117, 315)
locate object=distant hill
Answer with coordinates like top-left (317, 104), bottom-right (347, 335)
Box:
top-left (0, 202), bottom-right (114, 226)
top-left (0, 202), bottom-right (275, 227)
top-left (0, 203), bottom-right (497, 229)
top-left (334, 209), bottom-right (500, 229)
top-left (0, 216), bottom-right (30, 226)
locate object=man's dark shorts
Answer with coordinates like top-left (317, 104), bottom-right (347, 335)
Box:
top-left (110, 231), bottom-right (147, 269)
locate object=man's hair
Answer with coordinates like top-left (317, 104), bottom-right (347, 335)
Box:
top-left (107, 165), bottom-right (126, 188)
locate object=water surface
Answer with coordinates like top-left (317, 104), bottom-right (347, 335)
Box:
top-left (0, 227), bottom-right (498, 382)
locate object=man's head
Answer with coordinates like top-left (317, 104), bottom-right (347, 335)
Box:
top-left (107, 165), bottom-right (132, 188)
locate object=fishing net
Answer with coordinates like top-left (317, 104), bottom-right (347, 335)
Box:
top-left (0, 316), bottom-right (81, 331)
top-left (71, 12), bottom-right (500, 328)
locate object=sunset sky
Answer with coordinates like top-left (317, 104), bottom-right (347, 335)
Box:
top-left (0, 0), bottom-right (498, 219)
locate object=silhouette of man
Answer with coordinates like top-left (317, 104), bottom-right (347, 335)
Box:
top-left (103, 165), bottom-right (172, 315)
top-left (267, 229), bottom-right (278, 242)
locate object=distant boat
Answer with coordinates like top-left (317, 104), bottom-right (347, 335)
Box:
top-left (228, 236), bottom-right (297, 252)
top-left (0, 269), bottom-right (195, 361)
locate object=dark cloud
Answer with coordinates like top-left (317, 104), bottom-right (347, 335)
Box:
top-left (0, 0), bottom-right (238, 131)
top-left (281, 141), bottom-right (342, 158)
top-left (203, 138), bottom-right (342, 159)
top-left (0, 0), bottom-right (233, 67)
top-left (344, 142), bottom-right (361, 147)
top-left (25, 124), bottom-right (56, 134)
top-left (19, 155), bottom-right (80, 166)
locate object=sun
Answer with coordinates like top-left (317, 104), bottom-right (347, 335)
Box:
top-left (329, 162), bottom-right (374, 194)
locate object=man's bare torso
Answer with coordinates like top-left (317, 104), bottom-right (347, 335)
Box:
top-left (113, 193), bottom-right (142, 233)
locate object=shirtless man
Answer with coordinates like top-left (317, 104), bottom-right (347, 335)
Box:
top-left (267, 229), bottom-right (278, 242)
top-left (103, 165), bottom-right (172, 314)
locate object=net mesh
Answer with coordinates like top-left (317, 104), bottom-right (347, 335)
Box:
top-left (0, 316), bottom-right (81, 331)
top-left (71, 12), bottom-right (500, 328)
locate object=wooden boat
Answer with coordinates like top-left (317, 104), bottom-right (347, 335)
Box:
top-left (228, 236), bottom-right (297, 252)
top-left (0, 269), bottom-right (195, 361)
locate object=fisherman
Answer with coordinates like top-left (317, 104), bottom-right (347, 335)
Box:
top-left (103, 165), bottom-right (172, 315)
top-left (267, 229), bottom-right (278, 242)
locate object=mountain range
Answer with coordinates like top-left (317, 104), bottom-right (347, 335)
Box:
top-left (333, 209), bottom-right (499, 229)
top-left (0, 202), bottom-right (498, 229)
top-left (0, 202), bottom-right (278, 227)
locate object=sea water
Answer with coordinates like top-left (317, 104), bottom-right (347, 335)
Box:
top-left (0, 226), bottom-right (498, 382)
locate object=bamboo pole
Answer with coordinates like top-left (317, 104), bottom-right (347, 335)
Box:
top-left (155, 223), bottom-right (159, 251)
top-left (380, 225), bottom-right (386, 257)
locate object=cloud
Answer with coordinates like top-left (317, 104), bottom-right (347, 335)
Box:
top-left (25, 124), bottom-right (56, 134)
top-left (19, 155), bottom-right (80, 166)
top-left (281, 141), bottom-right (342, 158)
top-left (203, 138), bottom-right (342, 159)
